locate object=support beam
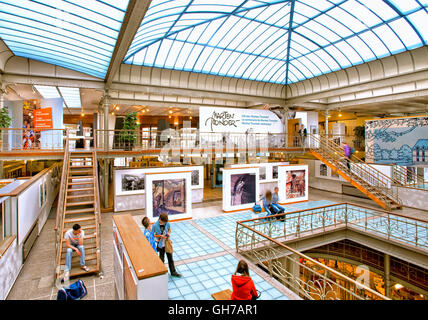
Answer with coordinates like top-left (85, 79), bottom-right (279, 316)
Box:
top-left (105, 0), bottom-right (151, 87)
top-left (103, 94), bottom-right (110, 209)
top-left (285, 69), bottom-right (428, 104)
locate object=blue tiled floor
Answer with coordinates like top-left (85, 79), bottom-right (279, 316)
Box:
top-left (141, 221), bottom-right (224, 261)
top-left (168, 254), bottom-right (288, 300)
top-left (193, 212), bottom-right (253, 248)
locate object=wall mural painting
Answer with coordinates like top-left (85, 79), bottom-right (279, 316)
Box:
top-left (286, 170), bottom-right (306, 199)
top-left (152, 179), bottom-right (186, 217)
top-left (366, 116), bottom-right (428, 166)
top-left (230, 173), bottom-right (256, 206)
top-left (121, 174), bottom-right (145, 192)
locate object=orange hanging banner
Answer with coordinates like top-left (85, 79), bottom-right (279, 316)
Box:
top-left (34, 107), bottom-right (53, 129)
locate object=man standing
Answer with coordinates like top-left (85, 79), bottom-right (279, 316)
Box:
top-left (152, 213), bottom-right (182, 277)
top-left (64, 224), bottom-right (90, 281)
top-left (298, 124), bottom-right (307, 147)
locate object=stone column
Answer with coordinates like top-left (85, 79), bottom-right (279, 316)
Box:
top-left (102, 93), bottom-right (110, 209)
top-left (384, 253), bottom-right (391, 298)
top-left (0, 85), bottom-right (5, 179)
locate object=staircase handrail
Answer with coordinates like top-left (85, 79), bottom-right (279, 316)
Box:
top-left (393, 165), bottom-right (426, 187)
top-left (314, 134), bottom-right (400, 188)
top-left (54, 130), bottom-right (70, 278)
top-left (309, 134), bottom-right (401, 208)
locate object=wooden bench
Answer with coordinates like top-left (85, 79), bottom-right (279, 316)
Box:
top-left (211, 289), bottom-right (232, 300)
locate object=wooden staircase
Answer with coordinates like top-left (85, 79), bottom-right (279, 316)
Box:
top-left (55, 145), bottom-right (101, 280)
top-left (309, 135), bottom-right (402, 211)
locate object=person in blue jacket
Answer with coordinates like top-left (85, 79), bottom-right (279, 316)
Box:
top-left (142, 217), bottom-right (157, 252)
top-left (152, 212), bottom-right (182, 277)
top-left (260, 190), bottom-right (275, 218)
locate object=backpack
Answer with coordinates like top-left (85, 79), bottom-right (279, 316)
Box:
top-left (252, 204), bottom-right (262, 213)
top-left (350, 147), bottom-right (355, 155)
top-left (56, 280), bottom-right (88, 300)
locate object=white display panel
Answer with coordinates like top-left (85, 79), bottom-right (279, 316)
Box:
top-left (145, 171), bottom-right (192, 223)
top-left (314, 160), bottom-right (346, 182)
top-left (228, 162), bottom-right (289, 182)
top-left (222, 167), bottom-right (259, 212)
top-left (277, 165), bottom-right (309, 204)
top-left (115, 166), bottom-right (204, 196)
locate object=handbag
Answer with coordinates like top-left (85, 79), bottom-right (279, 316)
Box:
top-left (252, 203), bottom-right (262, 213)
top-left (165, 238), bottom-right (173, 254)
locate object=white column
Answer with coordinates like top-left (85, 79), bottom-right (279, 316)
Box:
top-left (102, 94), bottom-right (110, 209)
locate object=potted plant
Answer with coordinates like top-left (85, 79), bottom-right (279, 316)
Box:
top-left (120, 112), bottom-right (138, 150)
top-left (0, 107), bottom-right (12, 151)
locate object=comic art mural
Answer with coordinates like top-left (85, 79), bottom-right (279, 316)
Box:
top-left (365, 116), bottom-right (428, 166)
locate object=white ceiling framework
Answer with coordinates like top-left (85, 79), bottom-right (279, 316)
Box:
top-left (0, 1), bottom-right (427, 117)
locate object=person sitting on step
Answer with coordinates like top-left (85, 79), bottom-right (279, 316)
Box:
top-left (64, 223), bottom-right (90, 282)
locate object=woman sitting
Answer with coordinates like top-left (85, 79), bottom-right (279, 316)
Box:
top-left (231, 260), bottom-right (259, 300)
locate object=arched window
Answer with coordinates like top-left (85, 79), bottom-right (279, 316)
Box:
top-left (415, 146), bottom-right (419, 162)
top-left (422, 146), bottom-right (426, 162)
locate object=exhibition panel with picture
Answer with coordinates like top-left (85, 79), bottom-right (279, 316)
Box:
top-left (114, 166), bottom-right (203, 212)
top-left (222, 167), bottom-right (259, 212)
top-left (277, 165), bottom-right (309, 204)
top-left (145, 171), bottom-right (192, 222)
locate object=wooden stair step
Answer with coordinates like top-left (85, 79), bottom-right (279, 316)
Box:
top-left (69, 176), bottom-right (94, 180)
top-left (60, 252), bottom-right (97, 263)
top-left (67, 194), bottom-right (94, 199)
top-left (65, 208), bottom-right (95, 215)
top-left (68, 181), bottom-right (94, 186)
top-left (66, 201), bottom-right (95, 207)
top-left (62, 224), bottom-right (96, 233)
top-left (64, 216), bottom-right (96, 224)
top-left (70, 171), bottom-right (93, 175)
top-left (67, 187), bottom-right (93, 192)
top-left (70, 165), bottom-right (94, 168)
top-left (67, 266), bottom-right (99, 278)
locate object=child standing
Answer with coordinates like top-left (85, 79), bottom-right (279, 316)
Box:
top-left (142, 217), bottom-right (157, 252)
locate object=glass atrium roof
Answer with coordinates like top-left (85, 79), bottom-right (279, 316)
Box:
top-left (124, 0), bottom-right (428, 84)
top-left (0, 1), bottom-right (427, 84)
top-left (0, 0), bottom-right (129, 78)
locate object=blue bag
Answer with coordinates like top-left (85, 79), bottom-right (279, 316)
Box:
top-left (252, 204), bottom-right (262, 213)
top-left (57, 279), bottom-right (87, 300)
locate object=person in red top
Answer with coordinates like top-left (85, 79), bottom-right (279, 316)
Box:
top-left (231, 260), bottom-right (259, 300)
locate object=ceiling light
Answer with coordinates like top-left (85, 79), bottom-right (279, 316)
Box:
top-left (81, 113), bottom-right (85, 117)
top-left (189, 116), bottom-right (192, 120)
top-left (169, 115), bottom-right (172, 119)
top-left (339, 113), bottom-right (342, 117)
top-left (169, 110), bottom-right (173, 114)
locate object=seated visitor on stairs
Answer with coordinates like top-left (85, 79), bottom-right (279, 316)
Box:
top-left (64, 223), bottom-right (90, 281)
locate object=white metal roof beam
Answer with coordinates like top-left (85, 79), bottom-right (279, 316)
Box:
top-left (285, 69), bottom-right (428, 105)
top-left (105, 0), bottom-right (152, 87)
top-left (109, 82), bottom-right (284, 105)
top-left (329, 89), bottom-right (428, 109)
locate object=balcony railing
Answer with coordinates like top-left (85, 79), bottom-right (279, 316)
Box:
top-left (236, 203), bottom-right (427, 299)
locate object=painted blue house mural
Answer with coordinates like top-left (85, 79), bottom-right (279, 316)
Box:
top-left (366, 116), bottom-right (428, 166)
top-left (413, 139), bottom-right (428, 165)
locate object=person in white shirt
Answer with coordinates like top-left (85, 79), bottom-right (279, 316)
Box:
top-left (64, 224), bottom-right (89, 281)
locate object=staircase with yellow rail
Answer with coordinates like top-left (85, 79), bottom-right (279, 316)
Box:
top-left (308, 135), bottom-right (402, 211)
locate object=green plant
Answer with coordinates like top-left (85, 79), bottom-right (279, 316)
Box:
top-left (120, 112), bottom-right (138, 144)
top-left (0, 107), bottom-right (11, 128)
top-left (353, 125), bottom-right (365, 139)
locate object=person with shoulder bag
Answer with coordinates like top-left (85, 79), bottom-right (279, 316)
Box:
top-left (152, 212), bottom-right (181, 277)
top-left (231, 260), bottom-right (261, 300)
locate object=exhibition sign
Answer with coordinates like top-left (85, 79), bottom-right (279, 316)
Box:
top-left (222, 167), bottom-right (259, 212)
top-left (145, 171), bottom-right (192, 222)
top-left (34, 107), bottom-right (53, 129)
top-left (199, 107), bottom-right (283, 134)
top-left (277, 165), bottom-right (308, 204)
